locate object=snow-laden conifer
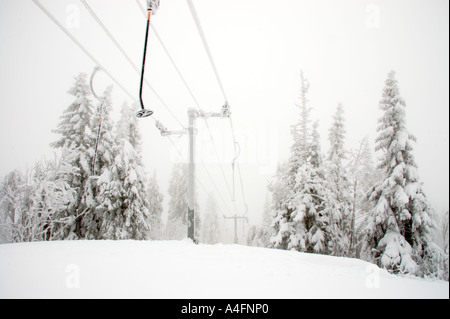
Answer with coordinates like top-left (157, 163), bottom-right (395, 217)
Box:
top-left (366, 71), bottom-right (437, 276)
top-left (96, 102), bottom-right (150, 240)
top-left (326, 104), bottom-right (352, 256)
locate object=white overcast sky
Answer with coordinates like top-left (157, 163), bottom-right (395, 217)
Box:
top-left (0, 0), bottom-right (448, 231)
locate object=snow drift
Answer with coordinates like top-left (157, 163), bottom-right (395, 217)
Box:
top-left (0, 240), bottom-right (447, 299)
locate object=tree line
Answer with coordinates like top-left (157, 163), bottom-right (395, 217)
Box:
top-left (248, 70), bottom-right (448, 281)
top-left (1, 70), bottom-right (447, 280)
top-left (0, 72), bottom-right (223, 244)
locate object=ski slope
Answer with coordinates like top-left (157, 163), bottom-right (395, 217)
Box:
top-left (0, 240), bottom-right (447, 299)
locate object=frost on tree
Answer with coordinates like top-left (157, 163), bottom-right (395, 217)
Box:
top-left (270, 72), bottom-right (328, 254)
top-left (51, 72), bottom-right (97, 238)
top-left (270, 72), bottom-right (312, 250)
top-left (96, 102), bottom-right (151, 240)
top-left (268, 163), bottom-right (291, 250)
top-left (30, 149), bottom-right (79, 241)
top-left (325, 104), bottom-right (352, 257)
top-left (0, 150), bottom-right (78, 243)
top-left (366, 71), bottom-right (437, 276)
top-left (52, 73), bottom-right (95, 180)
top-left (0, 170), bottom-right (30, 243)
top-left (290, 121), bottom-right (328, 254)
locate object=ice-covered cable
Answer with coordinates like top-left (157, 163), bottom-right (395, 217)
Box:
top-left (186, 0), bottom-right (228, 103)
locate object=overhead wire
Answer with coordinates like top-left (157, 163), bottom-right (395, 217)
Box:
top-left (202, 121), bottom-right (240, 216)
top-left (185, 0), bottom-right (248, 216)
top-left (32, 0), bottom-right (136, 103)
top-left (229, 117), bottom-right (248, 214)
top-left (185, 0), bottom-right (228, 103)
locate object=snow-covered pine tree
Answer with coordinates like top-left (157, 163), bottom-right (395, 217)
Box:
top-left (201, 194), bottom-right (221, 244)
top-left (51, 72), bottom-right (95, 183)
top-left (96, 102), bottom-right (150, 240)
top-left (247, 225), bottom-right (272, 248)
top-left (270, 71), bottom-right (311, 250)
top-left (165, 163), bottom-right (201, 240)
top-left (327, 104), bottom-right (347, 164)
top-left (367, 71), bottom-right (436, 276)
top-left (51, 72), bottom-right (96, 238)
top-left (268, 162), bottom-right (291, 249)
top-left (288, 71), bottom-right (311, 188)
top-left (326, 104), bottom-right (352, 256)
top-left (290, 121), bottom-right (329, 253)
top-left (146, 171), bottom-right (164, 240)
top-left (270, 73), bottom-right (329, 254)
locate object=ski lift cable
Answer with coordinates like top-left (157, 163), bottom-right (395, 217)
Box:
top-left (186, 0), bottom-right (249, 215)
top-left (203, 120), bottom-right (236, 204)
top-left (184, 0), bottom-right (239, 202)
top-left (200, 161), bottom-right (235, 217)
top-left (229, 117), bottom-right (249, 215)
top-left (32, 0), bottom-right (137, 103)
top-left (231, 140), bottom-right (241, 201)
top-left (185, 0), bottom-right (228, 103)
top-left (79, 0), bottom-right (184, 128)
top-left (195, 172), bottom-right (228, 219)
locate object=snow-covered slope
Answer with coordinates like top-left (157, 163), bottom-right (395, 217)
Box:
top-left (0, 240), bottom-right (447, 299)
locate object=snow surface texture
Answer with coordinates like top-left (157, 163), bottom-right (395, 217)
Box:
top-left (0, 240), bottom-right (447, 299)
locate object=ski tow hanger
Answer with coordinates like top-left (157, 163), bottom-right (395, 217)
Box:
top-left (136, 0), bottom-right (160, 118)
